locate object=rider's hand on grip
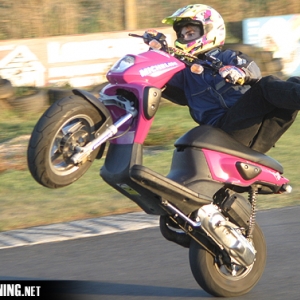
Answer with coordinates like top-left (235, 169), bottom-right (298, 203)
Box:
top-left (143, 29), bottom-right (159, 44)
top-left (143, 29), bottom-right (167, 49)
top-left (219, 65), bottom-right (246, 85)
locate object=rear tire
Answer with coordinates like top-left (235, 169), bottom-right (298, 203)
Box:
top-left (27, 95), bottom-right (105, 188)
top-left (189, 224), bottom-right (266, 297)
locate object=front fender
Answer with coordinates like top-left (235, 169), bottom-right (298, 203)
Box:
top-left (72, 89), bottom-right (112, 122)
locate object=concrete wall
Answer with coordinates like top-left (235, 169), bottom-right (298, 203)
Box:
top-left (0, 27), bottom-right (176, 87)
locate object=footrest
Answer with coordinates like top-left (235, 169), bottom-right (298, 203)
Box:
top-left (130, 165), bottom-right (211, 214)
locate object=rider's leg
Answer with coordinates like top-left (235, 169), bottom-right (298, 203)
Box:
top-left (250, 77), bottom-right (300, 152)
top-left (249, 108), bottom-right (298, 153)
top-left (258, 75), bottom-right (300, 110)
top-left (214, 76), bottom-right (300, 152)
top-left (215, 81), bottom-right (274, 149)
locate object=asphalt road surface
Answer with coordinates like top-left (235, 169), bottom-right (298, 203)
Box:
top-left (0, 206), bottom-right (299, 300)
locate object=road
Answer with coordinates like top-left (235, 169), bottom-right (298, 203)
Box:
top-left (0, 206), bottom-right (299, 299)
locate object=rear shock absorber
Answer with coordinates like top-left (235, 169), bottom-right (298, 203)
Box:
top-left (247, 186), bottom-right (258, 239)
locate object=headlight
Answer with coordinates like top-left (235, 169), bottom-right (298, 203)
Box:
top-left (110, 55), bottom-right (135, 72)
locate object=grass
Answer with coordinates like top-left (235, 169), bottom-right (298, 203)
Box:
top-left (0, 103), bottom-right (299, 232)
top-left (0, 110), bottom-right (41, 143)
top-left (0, 103), bottom-right (195, 231)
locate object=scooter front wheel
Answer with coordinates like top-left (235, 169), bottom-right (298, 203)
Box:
top-left (189, 223), bottom-right (266, 297)
top-left (27, 95), bottom-right (105, 188)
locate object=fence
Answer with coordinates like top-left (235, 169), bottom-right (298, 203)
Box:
top-left (0, 0), bottom-right (299, 40)
top-left (0, 0), bottom-right (299, 89)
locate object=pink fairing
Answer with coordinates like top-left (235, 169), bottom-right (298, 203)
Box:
top-left (105, 50), bottom-right (186, 144)
top-left (202, 149), bottom-right (289, 187)
top-left (107, 50), bottom-right (185, 87)
top-left (101, 82), bottom-right (157, 144)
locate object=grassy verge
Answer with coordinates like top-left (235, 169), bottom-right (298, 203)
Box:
top-left (0, 103), bottom-right (195, 231)
top-left (0, 104), bottom-right (299, 232)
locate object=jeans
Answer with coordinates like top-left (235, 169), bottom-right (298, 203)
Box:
top-left (215, 75), bottom-right (300, 153)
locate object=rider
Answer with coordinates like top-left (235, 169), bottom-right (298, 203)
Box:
top-left (151, 4), bottom-right (300, 153)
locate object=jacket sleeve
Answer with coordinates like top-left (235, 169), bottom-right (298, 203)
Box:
top-left (162, 84), bottom-right (188, 106)
top-left (161, 70), bottom-right (188, 106)
top-left (221, 49), bottom-right (262, 85)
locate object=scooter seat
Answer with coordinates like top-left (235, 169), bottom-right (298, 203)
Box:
top-left (174, 125), bottom-right (283, 174)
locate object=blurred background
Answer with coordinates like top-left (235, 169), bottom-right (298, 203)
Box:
top-left (0, 0), bottom-right (300, 231)
top-left (0, 0), bottom-right (299, 39)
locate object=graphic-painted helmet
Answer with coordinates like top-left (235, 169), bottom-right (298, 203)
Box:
top-left (162, 4), bottom-right (226, 56)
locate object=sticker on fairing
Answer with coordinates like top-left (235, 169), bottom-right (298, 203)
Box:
top-left (117, 183), bottom-right (141, 195)
top-left (139, 61), bottom-right (178, 77)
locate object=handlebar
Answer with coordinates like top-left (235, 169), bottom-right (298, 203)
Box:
top-left (128, 33), bottom-right (143, 38)
top-left (129, 32), bottom-right (248, 85)
top-left (167, 47), bottom-right (223, 71)
top-left (128, 32), bottom-right (223, 72)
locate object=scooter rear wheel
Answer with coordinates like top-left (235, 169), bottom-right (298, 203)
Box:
top-left (189, 223), bottom-right (266, 297)
top-left (27, 95), bottom-right (105, 188)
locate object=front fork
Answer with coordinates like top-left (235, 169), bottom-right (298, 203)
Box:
top-left (70, 96), bottom-right (137, 165)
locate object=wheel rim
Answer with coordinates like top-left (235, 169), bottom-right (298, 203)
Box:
top-left (215, 255), bottom-right (254, 280)
top-left (49, 114), bottom-right (95, 176)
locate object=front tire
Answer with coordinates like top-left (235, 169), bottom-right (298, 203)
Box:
top-left (27, 95), bottom-right (105, 188)
top-left (189, 224), bottom-right (266, 297)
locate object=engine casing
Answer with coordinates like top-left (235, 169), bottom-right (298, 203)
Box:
top-left (197, 204), bottom-right (256, 267)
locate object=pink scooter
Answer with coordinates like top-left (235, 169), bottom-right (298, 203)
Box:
top-left (27, 32), bottom-right (291, 297)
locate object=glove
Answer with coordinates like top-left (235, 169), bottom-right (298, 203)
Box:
top-left (143, 29), bottom-right (167, 48)
top-left (143, 29), bottom-right (159, 44)
top-left (219, 65), bottom-right (246, 85)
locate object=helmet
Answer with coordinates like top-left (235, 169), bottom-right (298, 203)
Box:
top-left (162, 4), bottom-right (226, 56)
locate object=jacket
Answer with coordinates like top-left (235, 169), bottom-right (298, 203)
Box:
top-left (162, 48), bottom-right (262, 125)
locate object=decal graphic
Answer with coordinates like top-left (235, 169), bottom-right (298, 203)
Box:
top-left (139, 61), bottom-right (178, 77)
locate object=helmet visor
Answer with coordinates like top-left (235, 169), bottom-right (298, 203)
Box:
top-left (177, 24), bottom-right (202, 42)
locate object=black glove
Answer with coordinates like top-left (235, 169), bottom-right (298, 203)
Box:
top-left (143, 29), bottom-right (167, 48)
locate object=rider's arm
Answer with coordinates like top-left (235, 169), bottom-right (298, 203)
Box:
top-left (221, 49), bottom-right (262, 85)
top-left (162, 71), bottom-right (188, 106)
top-left (162, 84), bottom-right (188, 106)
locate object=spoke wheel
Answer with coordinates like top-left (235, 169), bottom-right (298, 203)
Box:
top-left (49, 115), bottom-right (94, 176)
top-left (28, 95), bottom-right (106, 188)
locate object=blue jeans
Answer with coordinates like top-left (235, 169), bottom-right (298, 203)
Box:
top-left (215, 75), bottom-right (300, 153)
